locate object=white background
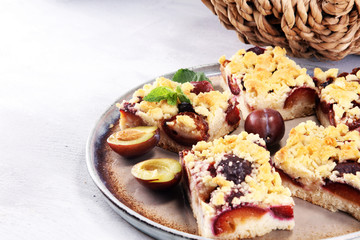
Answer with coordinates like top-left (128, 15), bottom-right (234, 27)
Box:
top-left (1, 0), bottom-right (359, 239)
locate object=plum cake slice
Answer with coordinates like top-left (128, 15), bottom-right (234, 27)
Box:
top-left (314, 67), bottom-right (360, 131)
top-left (118, 76), bottom-right (240, 153)
top-left (180, 133), bottom-right (294, 239)
top-left (219, 46), bottom-right (316, 120)
top-left (274, 120), bottom-right (360, 220)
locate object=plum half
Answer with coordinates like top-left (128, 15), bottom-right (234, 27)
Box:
top-left (131, 158), bottom-right (182, 190)
top-left (107, 126), bottom-right (160, 158)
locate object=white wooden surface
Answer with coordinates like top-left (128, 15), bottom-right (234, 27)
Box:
top-left (0, 0), bottom-right (359, 239)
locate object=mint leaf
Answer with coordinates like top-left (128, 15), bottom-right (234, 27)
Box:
top-left (143, 86), bottom-right (191, 105)
top-left (172, 68), bottom-right (212, 85)
top-left (143, 86), bottom-right (175, 104)
top-left (193, 72), bottom-right (209, 82)
top-left (167, 91), bottom-right (178, 105)
top-left (172, 69), bottom-right (195, 84)
top-left (176, 86), bottom-right (190, 103)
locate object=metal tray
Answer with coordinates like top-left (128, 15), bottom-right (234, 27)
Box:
top-left (86, 63), bottom-right (360, 240)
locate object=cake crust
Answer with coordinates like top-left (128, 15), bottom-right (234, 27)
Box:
top-left (118, 77), bottom-right (240, 152)
top-left (274, 120), bottom-right (360, 220)
top-left (219, 46), bottom-right (316, 120)
top-left (314, 67), bottom-right (360, 131)
top-left (181, 133), bottom-right (294, 239)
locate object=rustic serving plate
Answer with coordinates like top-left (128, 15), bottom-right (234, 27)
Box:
top-left (86, 64), bottom-right (360, 240)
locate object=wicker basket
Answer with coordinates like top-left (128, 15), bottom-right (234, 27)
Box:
top-left (202, 0), bottom-right (360, 60)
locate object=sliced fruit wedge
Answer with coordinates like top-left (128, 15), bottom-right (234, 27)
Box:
top-left (131, 158), bottom-right (182, 190)
top-left (107, 126), bottom-right (159, 158)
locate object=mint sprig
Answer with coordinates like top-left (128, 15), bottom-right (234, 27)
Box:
top-left (143, 86), bottom-right (190, 105)
top-left (172, 68), bottom-right (212, 85)
top-left (176, 86), bottom-right (190, 103)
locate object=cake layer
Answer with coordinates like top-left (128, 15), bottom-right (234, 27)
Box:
top-left (314, 67), bottom-right (360, 131)
top-left (219, 46), bottom-right (316, 120)
top-left (118, 77), bottom-right (240, 152)
top-left (282, 178), bottom-right (360, 221)
top-left (181, 133), bottom-right (294, 239)
top-left (274, 120), bottom-right (360, 221)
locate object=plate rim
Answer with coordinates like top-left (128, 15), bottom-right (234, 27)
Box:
top-left (85, 63), bottom-right (360, 240)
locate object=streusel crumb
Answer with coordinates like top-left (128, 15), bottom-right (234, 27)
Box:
top-left (274, 120), bottom-right (360, 189)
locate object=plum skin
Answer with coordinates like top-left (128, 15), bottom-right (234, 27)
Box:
top-left (213, 204), bottom-right (293, 235)
top-left (244, 108), bottom-right (285, 147)
top-left (107, 126), bottom-right (160, 158)
top-left (131, 158), bottom-right (182, 191)
top-left (190, 81), bottom-right (214, 94)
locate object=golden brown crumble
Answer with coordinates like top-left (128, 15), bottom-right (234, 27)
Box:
top-left (274, 121), bottom-right (360, 189)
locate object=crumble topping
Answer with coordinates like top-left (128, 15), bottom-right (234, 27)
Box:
top-left (219, 46), bottom-right (315, 108)
top-left (313, 68), bottom-right (338, 83)
top-left (183, 133), bottom-right (293, 216)
top-left (274, 120), bottom-right (360, 189)
top-left (165, 114), bottom-right (202, 138)
top-left (119, 77), bottom-right (231, 129)
top-left (315, 68), bottom-right (360, 125)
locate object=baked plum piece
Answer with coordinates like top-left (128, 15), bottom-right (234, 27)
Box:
top-left (314, 67), bottom-right (360, 132)
top-left (219, 46), bottom-right (316, 120)
top-left (118, 77), bottom-right (240, 153)
top-left (180, 133), bottom-right (294, 239)
top-left (274, 121), bottom-right (360, 220)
